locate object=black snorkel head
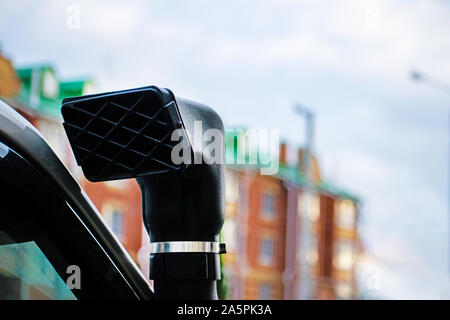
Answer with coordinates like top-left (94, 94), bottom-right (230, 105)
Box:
top-left (61, 85), bottom-right (226, 299)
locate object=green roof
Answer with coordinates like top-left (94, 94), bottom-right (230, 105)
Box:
top-left (60, 80), bottom-right (91, 97)
top-left (224, 131), bottom-right (360, 202)
top-left (316, 180), bottom-right (360, 203)
top-left (16, 65), bottom-right (54, 86)
top-left (16, 85), bottom-right (62, 119)
top-left (14, 65), bottom-right (92, 120)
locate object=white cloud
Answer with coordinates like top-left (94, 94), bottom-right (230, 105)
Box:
top-left (85, 4), bottom-right (142, 38)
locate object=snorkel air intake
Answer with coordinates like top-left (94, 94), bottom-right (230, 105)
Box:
top-left (61, 85), bottom-right (226, 299)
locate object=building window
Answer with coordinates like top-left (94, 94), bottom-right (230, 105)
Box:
top-left (261, 192), bottom-right (276, 219)
top-left (333, 241), bottom-right (354, 271)
top-left (259, 283), bottom-right (272, 300)
top-left (102, 203), bottom-right (124, 240)
top-left (306, 236), bottom-right (319, 266)
top-left (335, 283), bottom-right (353, 299)
top-left (336, 200), bottom-right (356, 229)
top-left (111, 210), bottom-right (123, 237)
top-left (259, 238), bottom-right (275, 265)
top-left (298, 192), bottom-right (320, 222)
top-left (221, 218), bottom-right (236, 252)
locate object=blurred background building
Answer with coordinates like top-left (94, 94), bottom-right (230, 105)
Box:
top-left (0, 50), bottom-right (362, 300)
top-left (222, 133), bottom-right (361, 299)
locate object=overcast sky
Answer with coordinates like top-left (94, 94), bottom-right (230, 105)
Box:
top-left (1, 0), bottom-right (450, 298)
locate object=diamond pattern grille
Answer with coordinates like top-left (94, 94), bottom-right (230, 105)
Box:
top-left (62, 89), bottom-right (183, 182)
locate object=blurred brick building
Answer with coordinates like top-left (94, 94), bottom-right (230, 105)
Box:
top-left (221, 132), bottom-right (361, 300)
top-left (0, 52), bottom-right (362, 300)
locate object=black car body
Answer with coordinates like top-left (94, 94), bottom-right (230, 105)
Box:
top-left (0, 99), bottom-right (153, 300)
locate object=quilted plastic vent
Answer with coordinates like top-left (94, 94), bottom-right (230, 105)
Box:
top-left (61, 87), bottom-right (187, 182)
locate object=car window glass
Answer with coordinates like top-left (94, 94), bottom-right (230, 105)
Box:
top-left (0, 236), bottom-right (76, 300)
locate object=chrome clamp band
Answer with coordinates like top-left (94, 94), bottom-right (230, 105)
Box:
top-left (149, 241), bottom-right (226, 254)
